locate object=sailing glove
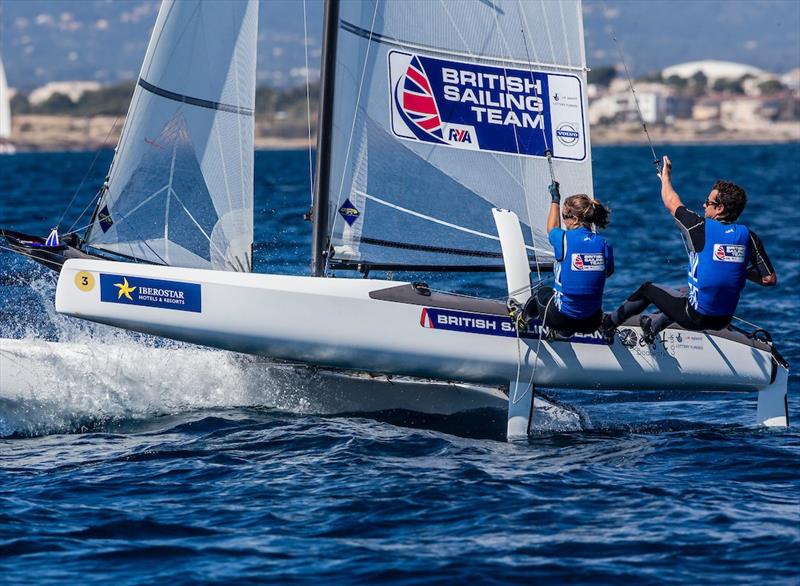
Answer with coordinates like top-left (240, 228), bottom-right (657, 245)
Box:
top-left (549, 181), bottom-right (561, 204)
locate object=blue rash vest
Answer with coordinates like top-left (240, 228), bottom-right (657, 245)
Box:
top-left (687, 218), bottom-right (750, 316)
top-left (550, 226), bottom-right (614, 319)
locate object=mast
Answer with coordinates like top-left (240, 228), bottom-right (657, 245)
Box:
top-left (310, 0), bottom-right (340, 277)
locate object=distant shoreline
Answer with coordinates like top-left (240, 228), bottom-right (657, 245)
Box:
top-left (6, 114), bottom-right (799, 153)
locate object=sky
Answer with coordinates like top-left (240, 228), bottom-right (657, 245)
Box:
top-left (0, 0), bottom-right (798, 90)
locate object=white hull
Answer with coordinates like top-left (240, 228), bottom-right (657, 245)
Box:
top-left (0, 337), bottom-right (505, 415)
top-left (53, 258), bottom-right (788, 431)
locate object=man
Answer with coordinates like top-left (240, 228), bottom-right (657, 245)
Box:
top-left (601, 155), bottom-right (776, 345)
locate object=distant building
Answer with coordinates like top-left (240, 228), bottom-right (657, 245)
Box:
top-left (718, 97), bottom-right (783, 130)
top-left (741, 74), bottom-right (783, 97)
top-left (588, 84), bottom-right (692, 125)
top-left (29, 81), bottom-right (103, 106)
top-left (780, 68), bottom-right (800, 94)
top-left (692, 98), bottom-right (722, 121)
top-left (662, 60), bottom-right (766, 84)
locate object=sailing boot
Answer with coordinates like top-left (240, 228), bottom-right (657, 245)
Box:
top-left (507, 298), bottom-right (528, 331)
top-left (639, 314), bottom-right (657, 346)
top-left (598, 313), bottom-right (617, 345)
top-left (547, 329), bottom-right (573, 342)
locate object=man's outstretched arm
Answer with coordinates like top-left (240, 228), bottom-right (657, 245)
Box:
top-left (747, 231), bottom-right (778, 287)
top-left (660, 155), bottom-right (683, 216)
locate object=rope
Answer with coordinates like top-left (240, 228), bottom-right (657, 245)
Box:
top-left (302, 0), bottom-right (315, 206)
top-left (520, 29), bottom-right (556, 185)
top-left (731, 315), bottom-right (766, 331)
top-left (486, 1), bottom-right (548, 287)
top-left (510, 290), bottom-right (551, 435)
top-left (518, 13), bottom-right (556, 286)
top-left (602, 2), bottom-right (660, 175)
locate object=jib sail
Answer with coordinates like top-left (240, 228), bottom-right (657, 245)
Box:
top-left (85, 0), bottom-right (257, 271)
top-left (314, 0), bottom-right (592, 274)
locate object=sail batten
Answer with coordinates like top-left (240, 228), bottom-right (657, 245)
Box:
top-left (86, 0), bottom-right (257, 272)
top-left (137, 78), bottom-right (255, 116)
top-left (321, 0), bottom-right (592, 274)
top-left (339, 20), bottom-right (587, 72)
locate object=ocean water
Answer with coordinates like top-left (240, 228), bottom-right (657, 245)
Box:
top-left (1, 145), bottom-right (798, 584)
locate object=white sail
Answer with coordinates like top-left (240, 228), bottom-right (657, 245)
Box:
top-left (0, 55), bottom-right (12, 141)
top-left (85, 0), bottom-right (258, 271)
top-left (321, 0), bottom-right (591, 271)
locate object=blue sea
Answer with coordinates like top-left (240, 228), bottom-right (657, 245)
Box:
top-left (1, 144), bottom-right (798, 584)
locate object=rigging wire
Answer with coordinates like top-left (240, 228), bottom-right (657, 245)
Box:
top-left (519, 31), bottom-right (549, 285)
top-left (519, 26), bottom-right (556, 186)
top-left (488, 0), bottom-right (548, 288)
top-left (302, 0), bottom-right (315, 205)
top-left (602, 1), bottom-right (661, 175)
top-left (66, 188), bottom-right (105, 236)
top-left (55, 116), bottom-right (120, 232)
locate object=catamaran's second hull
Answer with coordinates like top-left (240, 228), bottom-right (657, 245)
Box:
top-left (53, 259), bottom-right (787, 426)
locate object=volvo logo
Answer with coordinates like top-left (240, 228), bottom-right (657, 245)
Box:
top-left (555, 122), bottom-right (580, 146)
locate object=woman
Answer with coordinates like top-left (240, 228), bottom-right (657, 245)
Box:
top-left (524, 182), bottom-right (614, 339)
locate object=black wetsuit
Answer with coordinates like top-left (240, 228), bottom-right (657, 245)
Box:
top-left (609, 206), bottom-right (774, 335)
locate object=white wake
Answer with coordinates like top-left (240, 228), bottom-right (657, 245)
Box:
top-left (1, 274), bottom-right (587, 437)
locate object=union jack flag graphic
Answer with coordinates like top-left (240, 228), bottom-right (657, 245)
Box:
top-left (397, 56), bottom-right (444, 141)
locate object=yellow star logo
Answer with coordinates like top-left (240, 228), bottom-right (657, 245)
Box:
top-left (114, 277), bottom-right (136, 301)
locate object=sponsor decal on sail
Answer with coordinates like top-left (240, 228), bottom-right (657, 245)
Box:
top-left (388, 50), bottom-right (586, 160)
top-left (338, 198), bottom-right (361, 226)
top-left (100, 274), bottom-right (201, 313)
top-left (98, 205), bottom-right (114, 233)
top-left (419, 307), bottom-right (606, 344)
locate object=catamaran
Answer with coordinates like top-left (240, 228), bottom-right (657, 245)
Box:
top-left (2, 0), bottom-right (789, 439)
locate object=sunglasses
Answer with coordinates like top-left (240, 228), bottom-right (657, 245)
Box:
top-left (561, 212), bottom-right (574, 220)
top-left (703, 198), bottom-right (721, 208)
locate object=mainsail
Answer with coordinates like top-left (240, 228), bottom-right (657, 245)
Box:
top-left (314, 0), bottom-right (591, 274)
top-left (85, 0), bottom-right (258, 271)
top-left (0, 56), bottom-right (11, 142)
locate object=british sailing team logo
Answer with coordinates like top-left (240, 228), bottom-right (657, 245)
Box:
top-left (571, 253), bottom-right (605, 271)
top-left (419, 307), bottom-right (607, 345)
top-left (394, 55), bottom-right (444, 143)
top-left (388, 50), bottom-right (587, 160)
top-left (712, 244), bottom-right (746, 263)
